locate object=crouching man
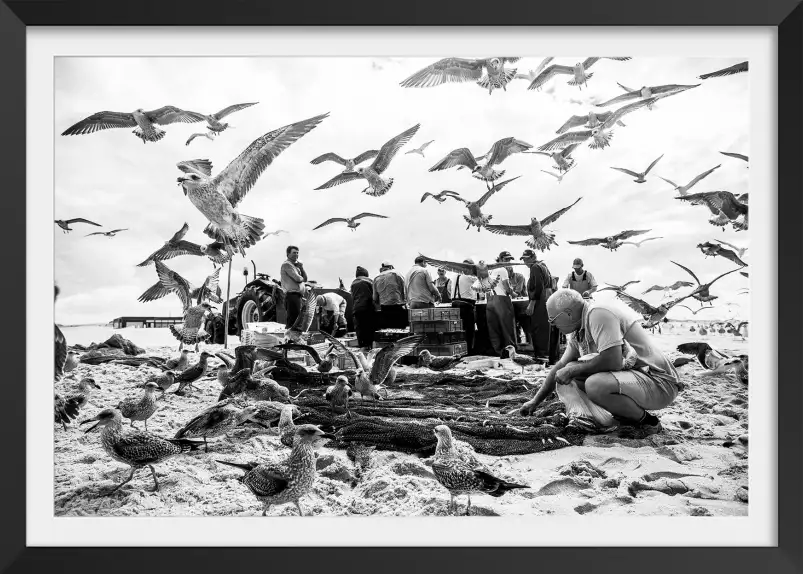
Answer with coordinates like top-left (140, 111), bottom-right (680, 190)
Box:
top-left (518, 289), bottom-right (681, 434)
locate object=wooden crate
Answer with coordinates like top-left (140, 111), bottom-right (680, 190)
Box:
top-left (408, 308), bottom-right (461, 322)
top-left (410, 320), bottom-right (462, 333)
top-left (416, 342), bottom-right (468, 357)
top-left (421, 331), bottom-right (465, 345)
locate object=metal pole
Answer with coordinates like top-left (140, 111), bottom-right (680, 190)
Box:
top-left (223, 257), bottom-right (234, 349)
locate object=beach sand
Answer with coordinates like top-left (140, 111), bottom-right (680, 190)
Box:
top-left (54, 325), bottom-right (749, 517)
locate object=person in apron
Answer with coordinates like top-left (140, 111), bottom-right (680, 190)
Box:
top-left (562, 258), bottom-right (598, 299)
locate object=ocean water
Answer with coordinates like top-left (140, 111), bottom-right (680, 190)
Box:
top-left (60, 326), bottom-right (241, 349)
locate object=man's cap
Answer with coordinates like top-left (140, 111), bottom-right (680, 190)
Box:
top-left (381, 260), bottom-right (392, 267)
top-left (463, 258), bottom-right (475, 264)
top-left (520, 249), bottom-right (536, 260)
top-left (316, 295), bottom-right (326, 306)
top-left (414, 255), bottom-right (426, 264)
top-left (498, 250), bottom-right (514, 261)
top-left (573, 257), bottom-right (584, 268)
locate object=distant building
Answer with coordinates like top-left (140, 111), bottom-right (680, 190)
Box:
top-left (110, 316), bottom-right (184, 329)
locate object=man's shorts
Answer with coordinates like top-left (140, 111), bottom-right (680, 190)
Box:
top-left (610, 369), bottom-right (679, 411)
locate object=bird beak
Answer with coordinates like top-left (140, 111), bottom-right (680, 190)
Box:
top-left (79, 418), bottom-right (101, 433)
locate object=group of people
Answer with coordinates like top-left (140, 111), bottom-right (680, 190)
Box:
top-left (277, 244), bottom-right (680, 435)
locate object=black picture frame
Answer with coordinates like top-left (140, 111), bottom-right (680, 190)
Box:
top-left (1, 1), bottom-right (799, 573)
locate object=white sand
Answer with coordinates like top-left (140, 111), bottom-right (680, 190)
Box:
top-left (54, 326), bottom-right (749, 517)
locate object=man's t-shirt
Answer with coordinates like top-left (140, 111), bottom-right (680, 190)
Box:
top-left (491, 267), bottom-right (510, 296)
top-left (568, 303), bottom-right (679, 384)
top-left (406, 266), bottom-right (438, 304)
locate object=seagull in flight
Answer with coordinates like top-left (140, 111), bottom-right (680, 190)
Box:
top-left (554, 110), bottom-right (627, 135)
top-left (429, 137), bottom-right (532, 187)
top-left (86, 228), bottom-right (128, 238)
top-left (567, 229), bottom-right (650, 251)
top-left (621, 236), bottom-right (663, 247)
top-left (526, 144), bottom-right (579, 173)
top-left (400, 57), bottom-right (522, 95)
top-left (446, 176), bottom-right (521, 231)
top-left (405, 139), bottom-right (435, 157)
top-left (642, 280), bottom-right (695, 298)
top-left (136, 223), bottom-right (205, 266)
top-left (698, 61), bottom-right (748, 80)
top-left (540, 168), bottom-right (572, 183)
top-left (420, 190), bottom-right (463, 204)
top-left (199, 102), bottom-right (258, 134)
top-left (657, 164), bottom-right (721, 196)
top-left (61, 105), bottom-right (205, 143)
top-left (314, 124), bottom-right (420, 196)
top-left (696, 241), bottom-right (747, 267)
top-left (615, 291), bottom-right (692, 328)
top-left (676, 191), bottom-right (748, 231)
top-left (597, 280), bottom-right (640, 293)
top-left (514, 58), bottom-right (554, 83)
top-left (610, 154), bottom-right (664, 183)
top-left (186, 132), bottom-right (216, 146)
top-left (720, 151), bottom-right (749, 166)
top-left (527, 57), bottom-right (631, 91)
top-left (262, 230), bottom-right (288, 238)
top-left (597, 83), bottom-right (699, 109)
top-left (138, 261), bottom-right (222, 312)
top-left (675, 305), bottom-right (714, 316)
top-left (714, 239), bottom-right (748, 259)
top-left (55, 218), bottom-right (101, 233)
top-left (312, 213), bottom-right (388, 232)
top-left (671, 261), bottom-right (742, 306)
top-left (537, 98), bottom-right (655, 151)
top-left (177, 113), bottom-right (328, 256)
top-left (310, 150), bottom-right (379, 173)
top-left (485, 197), bottom-right (582, 251)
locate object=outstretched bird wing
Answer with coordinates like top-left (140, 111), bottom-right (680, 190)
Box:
top-left (145, 106), bottom-right (206, 125)
top-left (613, 229), bottom-right (650, 242)
top-left (353, 149), bottom-right (380, 164)
top-left (314, 171), bottom-right (364, 190)
top-left (370, 335), bottom-right (425, 385)
top-left (698, 61), bottom-right (748, 79)
top-left (169, 223), bottom-right (190, 243)
top-left (540, 197), bottom-right (583, 227)
top-left (213, 113), bottom-right (329, 207)
top-left (567, 237), bottom-right (607, 246)
top-left (274, 342), bottom-right (322, 364)
top-left (313, 218), bottom-right (349, 230)
top-left (537, 131), bottom-right (592, 152)
top-left (643, 154), bottom-right (664, 175)
top-left (352, 212), bottom-right (388, 221)
top-left (177, 159), bottom-right (214, 176)
top-left (399, 58), bottom-right (485, 88)
top-left (194, 267), bottom-right (222, 305)
top-left (429, 147), bottom-right (479, 172)
top-left (154, 260), bottom-right (193, 310)
top-left (289, 289), bottom-right (318, 336)
top-left (596, 91), bottom-right (638, 108)
top-left (555, 114), bottom-right (589, 134)
top-left (670, 261), bottom-right (702, 286)
top-left (320, 332), bottom-right (362, 374)
top-left (370, 124), bottom-right (421, 174)
top-left (686, 164), bottom-right (721, 190)
top-left (85, 232), bottom-right (106, 237)
top-left (211, 102), bottom-right (258, 120)
top-left (712, 246), bottom-right (747, 267)
top-left (310, 152), bottom-right (348, 166)
top-left (137, 281), bottom-right (171, 303)
top-left (720, 151), bottom-right (748, 162)
top-left (61, 111), bottom-right (137, 135)
top-left (65, 218), bottom-right (101, 226)
top-left (475, 176), bottom-right (521, 208)
top-left (485, 137), bottom-right (533, 166)
top-left (615, 291), bottom-right (659, 316)
top-left (418, 254), bottom-right (476, 276)
top-left (668, 280), bottom-right (695, 290)
top-left (485, 224), bottom-right (532, 237)
top-left (527, 64), bottom-right (574, 90)
top-left (136, 240), bottom-right (204, 267)
top-left (604, 98), bottom-right (656, 127)
top-left (642, 285), bottom-right (666, 294)
top-left (610, 167), bottom-right (641, 178)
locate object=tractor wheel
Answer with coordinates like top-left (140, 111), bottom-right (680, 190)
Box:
top-left (235, 287), bottom-right (278, 335)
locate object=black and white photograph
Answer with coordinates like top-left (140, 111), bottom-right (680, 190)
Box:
top-left (52, 53), bottom-right (753, 520)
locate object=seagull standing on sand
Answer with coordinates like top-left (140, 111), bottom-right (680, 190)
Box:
top-left (527, 57), bottom-right (631, 91)
top-left (217, 424), bottom-right (336, 516)
top-left (55, 218), bottom-right (101, 233)
top-left (312, 212), bottom-right (388, 232)
top-left (81, 408), bottom-right (203, 494)
top-left (405, 139), bottom-right (435, 157)
top-left (177, 113), bottom-right (328, 256)
top-left (400, 57), bottom-right (522, 95)
top-left (485, 197), bottom-right (582, 251)
top-left (86, 229), bottom-right (128, 238)
top-left (314, 124), bottom-right (420, 196)
top-left (61, 106), bottom-right (206, 143)
top-left (658, 164), bottom-right (720, 196)
top-left (610, 154), bottom-right (664, 183)
top-left (310, 150), bottom-right (379, 173)
top-left (698, 61), bottom-right (748, 80)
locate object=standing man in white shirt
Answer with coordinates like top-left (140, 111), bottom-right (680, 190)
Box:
top-left (486, 251), bottom-right (517, 357)
top-left (562, 258), bottom-right (598, 299)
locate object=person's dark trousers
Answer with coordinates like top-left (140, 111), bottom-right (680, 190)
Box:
top-left (451, 299), bottom-right (475, 355)
top-left (408, 301), bottom-right (435, 309)
top-left (486, 294), bottom-right (516, 357)
top-left (354, 308), bottom-right (377, 348)
top-left (380, 304), bottom-right (408, 329)
top-left (284, 292), bottom-right (303, 328)
top-left (548, 325), bottom-right (560, 365)
top-left (529, 297), bottom-right (550, 359)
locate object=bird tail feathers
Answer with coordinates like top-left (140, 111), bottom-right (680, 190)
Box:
top-left (168, 437), bottom-right (205, 452)
top-left (132, 128), bottom-right (166, 142)
top-left (216, 459), bottom-right (257, 472)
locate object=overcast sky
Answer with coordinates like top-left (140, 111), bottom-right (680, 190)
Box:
top-left (54, 56), bottom-right (749, 325)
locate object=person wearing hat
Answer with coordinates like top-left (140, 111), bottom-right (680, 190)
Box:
top-left (434, 268), bottom-right (452, 304)
top-left (451, 258), bottom-right (478, 355)
top-left (405, 256), bottom-right (441, 309)
top-left (316, 291), bottom-right (348, 336)
top-left (351, 266), bottom-right (377, 351)
top-left (563, 258), bottom-right (598, 299)
top-left (522, 248), bottom-right (555, 362)
top-left (484, 251), bottom-right (517, 356)
top-left (372, 260), bottom-right (407, 329)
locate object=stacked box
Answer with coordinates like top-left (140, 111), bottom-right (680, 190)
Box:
top-left (407, 307), bottom-right (466, 356)
top-left (374, 328), bottom-right (411, 343)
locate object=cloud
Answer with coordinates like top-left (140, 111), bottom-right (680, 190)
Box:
top-left (55, 56), bottom-right (750, 324)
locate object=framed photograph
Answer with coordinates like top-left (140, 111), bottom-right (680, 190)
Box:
top-left (2, 0), bottom-right (800, 572)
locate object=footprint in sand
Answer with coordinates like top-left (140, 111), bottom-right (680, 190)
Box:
top-left (574, 496), bottom-right (633, 515)
top-left (535, 477), bottom-right (592, 497)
